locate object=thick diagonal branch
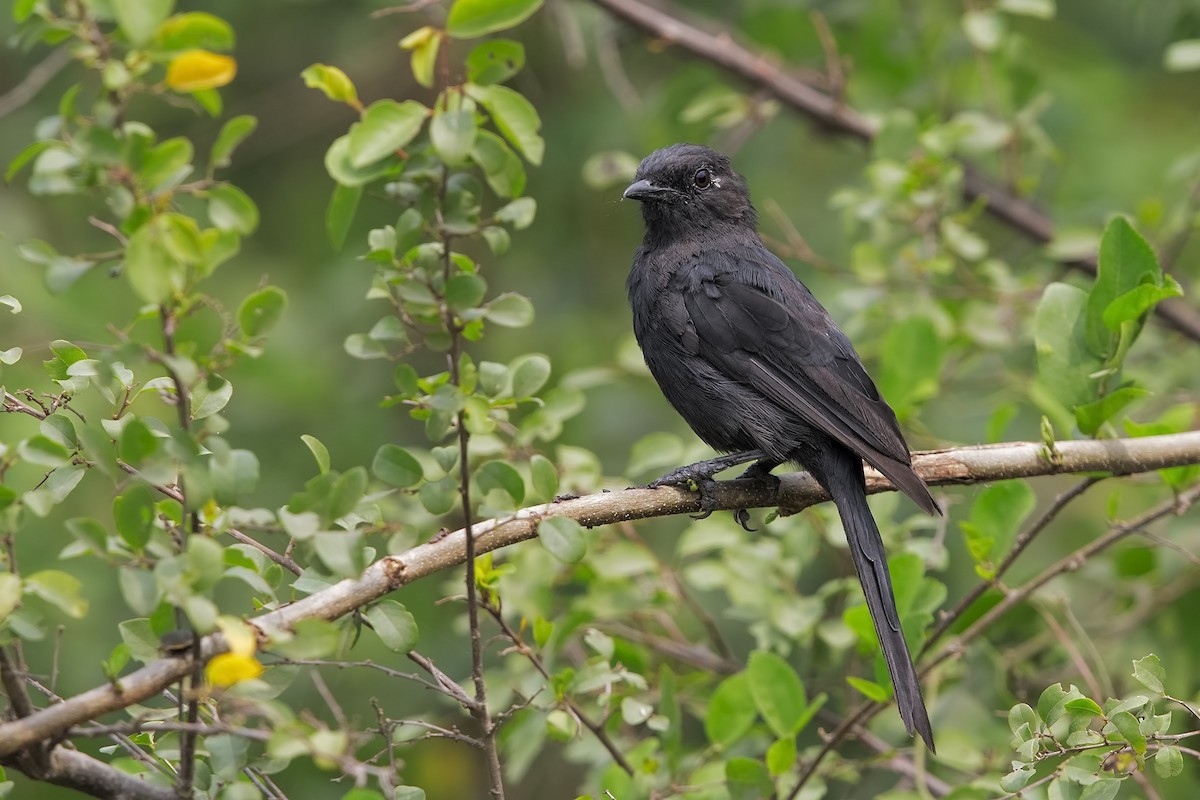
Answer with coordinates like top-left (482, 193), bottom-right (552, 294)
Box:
top-left (0, 432), bottom-right (1198, 759)
top-left (585, 0), bottom-right (1200, 342)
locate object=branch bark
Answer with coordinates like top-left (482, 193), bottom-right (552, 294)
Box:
top-left (1, 433), bottom-right (1198, 762)
top-left (585, 0), bottom-right (1200, 342)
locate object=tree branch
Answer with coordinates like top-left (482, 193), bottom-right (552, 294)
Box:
top-left (585, 0), bottom-right (1200, 342)
top-left (0, 433), bottom-right (1198, 760)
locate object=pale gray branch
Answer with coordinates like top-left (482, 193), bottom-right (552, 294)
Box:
top-left (0, 432), bottom-right (1198, 759)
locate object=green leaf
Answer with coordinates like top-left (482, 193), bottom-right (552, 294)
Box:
top-left (431, 110), bottom-right (477, 167)
top-left (0, 573), bottom-right (22, 622)
top-left (419, 476), bottom-right (457, 515)
top-left (366, 600), bottom-right (419, 652)
top-left (1075, 385), bottom-right (1148, 437)
top-left (476, 460), bottom-right (524, 505)
top-left (1110, 710), bottom-right (1146, 755)
top-left (348, 100), bottom-right (427, 168)
top-left (373, 444), bottom-right (424, 488)
top-left (326, 184), bottom-right (362, 251)
top-left (1000, 767), bottom-right (1035, 793)
top-left (208, 115), bottom-right (256, 172)
top-left (207, 184), bottom-right (259, 234)
top-left (511, 355), bottom-right (550, 398)
top-left (125, 220), bottom-right (186, 304)
top-left (119, 568), bottom-right (159, 616)
top-left (467, 84), bottom-right (544, 165)
top-left (399, 26), bottom-right (441, 88)
top-left (1155, 744), bottom-right (1184, 778)
top-left (747, 650), bottom-right (809, 738)
top-left (140, 137), bottom-right (193, 192)
top-left (113, 0), bottom-right (173, 45)
top-left (470, 130), bottom-right (526, 198)
top-left (705, 671), bottom-right (756, 747)
top-left (155, 12), bottom-right (235, 53)
top-left (484, 292), bottom-right (534, 327)
top-left (766, 736), bottom-right (797, 777)
top-left (725, 757), bottom-right (772, 800)
top-left (581, 149), bottom-right (639, 190)
top-left (270, 618), bottom-right (341, 660)
top-left (1034, 282), bottom-right (1099, 410)
top-left (959, 480), bottom-right (1036, 576)
top-left (466, 39), bottom-right (525, 84)
top-left (537, 516), bottom-right (586, 563)
top-left (324, 134), bottom-right (400, 187)
top-left (529, 455), bottom-right (558, 500)
top-left (495, 196), bottom-right (536, 229)
top-left (877, 317), bottom-right (944, 417)
top-left (193, 376), bottom-right (233, 420)
top-left (1102, 276), bottom-right (1183, 330)
top-left (301, 63), bottom-right (359, 107)
top-left (447, 0), bottom-right (544, 38)
top-left (301, 434), bottom-right (331, 475)
top-left (111, 482), bottom-right (156, 551)
top-left (238, 285), bottom-right (288, 337)
top-left (1132, 654), bottom-right (1165, 694)
top-left (328, 467), bottom-right (368, 520)
top-left (26, 570), bottom-right (88, 618)
top-left (446, 273), bottom-right (488, 312)
top-left (19, 435), bottom-right (70, 467)
top-left (1064, 697), bottom-right (1104, 718)
top-left (118, 419), bottom-right (159, 466)
top-left (1086, 217), bottom-right (1160, 357)
top-left (1079, 780), bottom-right (1121, 800)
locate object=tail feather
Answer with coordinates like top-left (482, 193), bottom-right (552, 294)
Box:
top-left (826, 455), bottom-right (935, 751)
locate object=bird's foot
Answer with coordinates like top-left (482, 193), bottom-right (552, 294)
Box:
top-left (646, 450), bottom-right (766, 489)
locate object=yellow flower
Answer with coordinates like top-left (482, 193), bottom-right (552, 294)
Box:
top-left (166, 50), bottom-right (237, 92)
top-left (206, 652), bottom-right (263, 687)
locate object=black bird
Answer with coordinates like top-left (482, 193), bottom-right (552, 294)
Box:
top-left (623, 143), bottom-right (937, 750)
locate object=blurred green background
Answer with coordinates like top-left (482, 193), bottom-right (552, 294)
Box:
top-left (3, 1), bottom-right (1200, 797)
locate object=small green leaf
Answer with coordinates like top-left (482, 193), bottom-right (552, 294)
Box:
top-left (1155, 744), bottom-right (1184, 778)
top-left (326, 183), bottom-right (362, 251)
top-left (301, 63), bottom-right (359, 107)
top-left (1110, 710), bottom-right (1146, 755)
top-left (725, 757), bottom-right (772, 800)
top-left (19, 435), bottom-right (70, 467)
top-left (270, 618), bottom-right (341, 660)
top-left (399, 26), bottom-right (442, 88)
top-left (419, 476), bottom-right (457, 515)
top-left (1034, 282), bottom-right (1099, 411)
top-left (470, 130), bottom-right (526, 198)
top-left (193, 376), bottom-right (233, 420)
top-left (209, 114), bottom-right (257, 170)
top-left (747, 650), bottom-right (809, 738)
top-left (140, 137), bottom-right (193, 192)
top-left (467, 84), bottom-right (544, 165)
top-left (324, 134), bottom-right (400, 187)
top-left (529, 454), bottom-right (558, 500)
top-left (118, 419), bottom-right (159, 465)
top-left (1132, 654), bottom-right (1165, 694)
top-left (495, 196), bottom-right (536, 229)
top-left (26, 570), bottom-right (88, 618)
top-left (484, 292), bottom-right (534, 327)
top-left (366, 600), bottom-right (419, 652)
top-left (766, 736), bottom-right (797, 776)
top-left (1087, 217), bottom-right (1160, 357)
top-left (301, 434), bottom-right (331, 475)
top-left (1074, 386), bottom-right (1149, 436)
top-left (1079, 779), bottom-right (1121, 800)
top-left (476, 460), bottom-right (524, 505)
top-left (207, 184), bottom-right (259, 234)
top-left (466, 39), bottom-right (525, 84)
top-left (431, 110), bottom-right (477, 167)
top-left (0, 573), bottom-right (22, 623)
top-left (238, 285), bottom-right (288, 338)
top-left (1000, 767), bottom-right (1035, 793)
top-left (877, 316), bottom-right (944, 418)
top-left (1102, 276), bottom-right (1183, 330)
top-left (348, 99), bottom-right (428, 168)
top-left (511, 355), bottom-right (550, 398)
top-left (113, 0), bottom-right (172, 45)
top-left (705, 672), bottom-right (756, 747)
top-left (328, 466), bottom-right (368, 520)
top-left (447, 0), bottom-right (544, 39)
top-left (537, 516), bottom-right (586, 563)
top-left (446, 273), bottom-right (488, 312)
top-left (959, 480), bottom-right (1036, 575)
top-left (125, 221), bottom-right (185, 304)
top-left (373, 444), bottom-right (424, 488)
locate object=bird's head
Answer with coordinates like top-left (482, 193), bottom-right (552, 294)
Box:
top-left (623, 144), bottom-right (756, 235)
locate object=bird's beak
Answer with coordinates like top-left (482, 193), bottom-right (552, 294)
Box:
top-left (623, 178), bottom-right (669, 202)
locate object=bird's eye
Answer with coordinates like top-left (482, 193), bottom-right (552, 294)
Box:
top-left (693, 168), bottom-right (712, 189)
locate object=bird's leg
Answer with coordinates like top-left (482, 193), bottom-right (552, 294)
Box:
top-left (646, 449), bottom-right (767, 489)
top-left (647, 451), bottom-right (774, 531)
top-left (727, 457), bottom-right (783, 531)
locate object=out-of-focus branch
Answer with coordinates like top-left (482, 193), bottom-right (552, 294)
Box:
top-left (585, 0), bottom-right (1200, 342)
top-left (1, 433), bottom-right (1198, 761)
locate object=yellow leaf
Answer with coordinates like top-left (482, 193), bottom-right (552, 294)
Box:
top-left (215, 616), bottom-right (258, 657)
top-left (167, 50), bottom-right (237, 92)
top-left (206, 652), bottom-right (263, 687)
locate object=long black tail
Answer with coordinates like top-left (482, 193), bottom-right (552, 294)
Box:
top-left (821, 450), bottom-right (935, 751)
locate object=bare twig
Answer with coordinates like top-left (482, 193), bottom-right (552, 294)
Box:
top-left (0, 47), bottom-right (72, 119)
top-left (586, 0), bottom-right (1200, 342)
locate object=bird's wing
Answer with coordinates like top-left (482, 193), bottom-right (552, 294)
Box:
top-left (682, 247), bottom-right (936, 513)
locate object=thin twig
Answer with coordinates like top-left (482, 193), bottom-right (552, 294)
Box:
top-left (0, 47), bottom-right (72, 119)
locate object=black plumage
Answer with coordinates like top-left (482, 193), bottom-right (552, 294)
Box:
top-left (623, 143), bottom-right (937, 750)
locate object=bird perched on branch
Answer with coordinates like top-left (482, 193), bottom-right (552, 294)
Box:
top-left (622, 143), bottom-right (938, 750)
